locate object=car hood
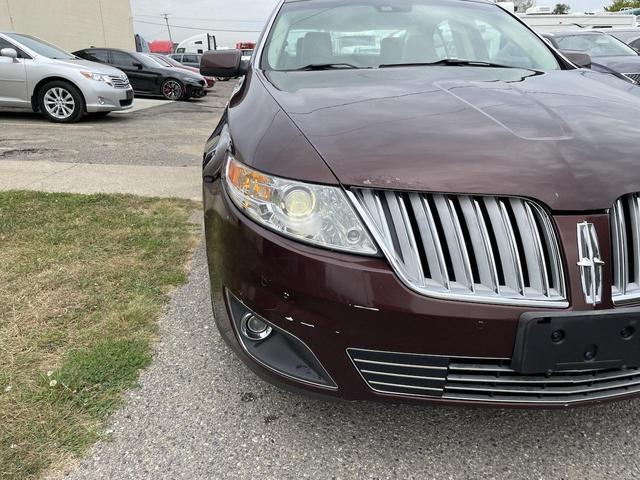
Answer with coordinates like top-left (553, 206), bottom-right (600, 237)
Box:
top-left (262, 67), bottom-right (640, 211)
top-left (592, 55), bottom-right (640, 73)
top-left (55, 58), bottom-right (126, 76)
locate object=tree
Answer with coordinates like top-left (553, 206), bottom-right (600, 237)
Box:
top-left (514, 0), bottom-right (536, 12)
top-left (604, 0), bottom-right (640, 11)
top-left (553, 3), bottom-right (571, 13)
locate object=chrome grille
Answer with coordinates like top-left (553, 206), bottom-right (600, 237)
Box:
top-left (109, 75), bottom-right (130, 89)
top-left (349, 189), bottom-right (566, 307)
top-left (348, 348), bottom-right (640, 405)
top-left (611, 193), bottom-right (640, 305)
top-left (623, 73), bottom-right (640, 84)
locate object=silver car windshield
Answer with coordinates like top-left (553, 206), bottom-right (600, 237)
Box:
top-left (262, 0), bottom-right (561, 71)
top-left (5, 33), bottom-right (75, 59)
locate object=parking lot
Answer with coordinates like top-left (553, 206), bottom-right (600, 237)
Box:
top-left (0, 88), bottom-right (237, 201)
top-left (2, 86), bottom-right (639, 480)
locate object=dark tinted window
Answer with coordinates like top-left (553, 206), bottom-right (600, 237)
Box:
top-left (111, 51), bottom-right (137, 67)
top-left (84, 49), bottom-right (110, 63)
top-left (183, 54), bottom-right (199, 63)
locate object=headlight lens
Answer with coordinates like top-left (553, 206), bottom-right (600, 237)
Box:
top-left (224, 155), bottom-right (378, 255)
top-left (80, 71), bottom-right (113, 85)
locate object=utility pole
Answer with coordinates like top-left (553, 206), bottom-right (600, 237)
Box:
top-left (161, 13), bottom-right (173, 45)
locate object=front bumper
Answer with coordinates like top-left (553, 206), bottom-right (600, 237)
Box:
top-left (204, 177), bottom-right (640, 409)
top-left (185, 83), bottom-right (206, 98)
top-left (82, 82), bottom-right (134, 113)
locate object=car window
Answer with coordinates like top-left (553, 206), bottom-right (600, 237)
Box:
top-left (84, 50), bottom-right (109, 63)
top-left (262, 0), bottom-right (560, 71)
top-left (170, 54), bottom-right (182, 61)
top-left (4, 33), bottom-right (73, 59)
top-left (0, 37), bottom-right (31, 59)
top-left (183, 54), bottom-right (199, 63)
top-left (555, 34), bottom-right (637, 57)
top-left (111, 51), bottom-right (137, 67)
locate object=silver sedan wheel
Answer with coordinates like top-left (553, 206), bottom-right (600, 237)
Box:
top-left (162, 80), bottom-right (183, 100)
top-left (43, 87), bottom-right (76, 120)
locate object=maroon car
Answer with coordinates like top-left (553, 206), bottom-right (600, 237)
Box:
top-left (201, 0), bottom-right (640, 408)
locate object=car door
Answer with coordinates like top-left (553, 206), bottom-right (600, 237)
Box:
top-left (109, 51), bottom-right (151, 93)
top-left (0, 37), bottom-right (28, 107)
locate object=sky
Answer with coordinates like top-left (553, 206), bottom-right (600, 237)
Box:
top-left (131, 0), bottom-right (615, 46)
top-left (131, 0), bottom-right (281, 47)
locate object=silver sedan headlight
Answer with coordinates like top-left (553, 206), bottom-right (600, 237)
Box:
top-left (224, 154), bottom-right (378, 255)
top-left (80, 71), bottom-right (113, 85)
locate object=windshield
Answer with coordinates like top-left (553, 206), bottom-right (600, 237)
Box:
top-left (5, 33), bottom-right (75, 59)
top-left (555, 34), bottom-right (637, 57)
top-left (145, 54), bottom-right (172, 67)
top-left (262, 0), bottom-right (560, 71)
top-left (132, 52), bottom-right (165, 68)
top-left (160, 55), bottom-right (182, 67)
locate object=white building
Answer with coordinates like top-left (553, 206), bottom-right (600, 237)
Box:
top-left (0, 0), bottom-right (135, 52)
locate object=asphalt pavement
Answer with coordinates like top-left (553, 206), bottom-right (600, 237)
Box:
top-left (0, 89), bottom-right (232, 200)
top-left (6, 82), bottom-right (639, 480)
top-left (60, 244), bottom-right (640, 480)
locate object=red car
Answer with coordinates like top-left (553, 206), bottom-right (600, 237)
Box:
top-left (149, 53), bottom-right (215, 88)
top-left (201, 0), bottom-right (640, 409)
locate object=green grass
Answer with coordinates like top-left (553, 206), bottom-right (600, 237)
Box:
top-left (0, 191), bottom-right (199, 479)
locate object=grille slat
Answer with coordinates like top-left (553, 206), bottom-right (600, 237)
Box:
top-left (409, 193), bottom-right (450, 289)
top-left (109, 75), bottom-right (130, 89)
top-left (624, 73), bottom-right (640, 83)
top-left (434, 195), bottom-right (475, 290)
top-left (351, 189), bottom-right (566, 307)
top-left (611, 194), bottom-right (640, 304)
top-left (460, 196), bottom-right (500, 293)
top-left (349, 348), bottom-right (640, 405)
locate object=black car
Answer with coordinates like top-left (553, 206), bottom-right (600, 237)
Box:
top-left (544, 31), bottom-right (640, 84)
top-left (73, 48), bottom-right (206, 100)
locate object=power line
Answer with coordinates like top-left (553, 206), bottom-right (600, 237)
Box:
top-left (134, 19), bottom-right (262, 33)
top-left (134, 14), bottom-right (265, 23)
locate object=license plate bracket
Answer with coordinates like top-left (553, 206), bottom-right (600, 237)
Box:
top-left (512, 309), bottom-right (640, 374)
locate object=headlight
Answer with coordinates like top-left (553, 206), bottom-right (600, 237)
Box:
top-left (224, 155), bottom-right (378, 255)
top-left (80, 71), bottom-right (113, 85)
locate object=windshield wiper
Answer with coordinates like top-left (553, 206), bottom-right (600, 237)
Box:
top-left (288, 63), bottom-right (367, 71)
top-left (379, 59), bottom-right (531, 70)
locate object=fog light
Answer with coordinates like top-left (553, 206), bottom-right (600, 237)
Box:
top-left (227, 291), bottom-right (337, 388)
top-left (241, 313), bottom-right (272, 341)
top-left (98, 97), bottom-right (106, 105)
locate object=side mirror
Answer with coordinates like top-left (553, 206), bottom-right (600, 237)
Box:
top-left (0, 48), bottom-right (18, 60)
top-left (133, 62), bottom-right (143, 70)
top-left (200, 49), bottom-right (249, 78)
top-left (561, 50), bottom-right (592, 69)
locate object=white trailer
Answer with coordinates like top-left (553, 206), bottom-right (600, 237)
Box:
top-left (520, 14), bottom-right (637, 33)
